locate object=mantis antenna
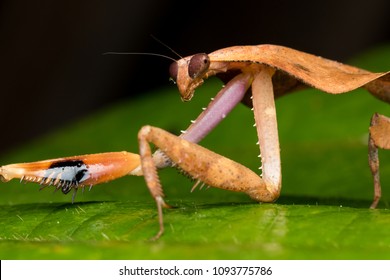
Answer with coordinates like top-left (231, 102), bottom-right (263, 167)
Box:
top-left (104, 35), bottom-right (182, 62)
top-left (103, 52), bottom-right (178, 62)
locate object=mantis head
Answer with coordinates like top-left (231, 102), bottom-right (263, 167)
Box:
top-left (169, 53), bottom-right (211, 101)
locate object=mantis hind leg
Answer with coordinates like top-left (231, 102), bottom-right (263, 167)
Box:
top-left (368, 113), bottom-right (390, 208)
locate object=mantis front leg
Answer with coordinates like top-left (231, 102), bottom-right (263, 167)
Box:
top-left (139, 65), bottom-right (281, 239)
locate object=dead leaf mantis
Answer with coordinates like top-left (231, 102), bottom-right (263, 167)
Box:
top-left (1, 45), bottom-right (389, 240)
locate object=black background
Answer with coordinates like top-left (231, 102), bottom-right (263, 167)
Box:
top-left (0, 0), bottom-right (389, 153)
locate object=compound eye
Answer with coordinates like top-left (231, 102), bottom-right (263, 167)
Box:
top-left (169, 61), bottom-right (178, 81)
top-left (188, 53), bottom-right (210, 79)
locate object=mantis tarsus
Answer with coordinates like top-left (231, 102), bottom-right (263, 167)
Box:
top-left (1, 45), bottom-right (389, 239)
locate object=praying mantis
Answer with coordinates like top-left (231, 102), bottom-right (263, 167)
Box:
top-left (1, 45), bottom-right (389, 240)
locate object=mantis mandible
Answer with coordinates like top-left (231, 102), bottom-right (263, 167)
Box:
top-left (1, 45), bottom-right (389, 240)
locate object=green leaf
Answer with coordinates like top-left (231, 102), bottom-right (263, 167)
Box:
top-left (0, 45), bottom-right (389, 259)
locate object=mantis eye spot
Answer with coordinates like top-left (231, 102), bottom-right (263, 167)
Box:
top-left (169, 61), bottom-right (178, 81)
top-left (188, 53), bottom-right (210, 79)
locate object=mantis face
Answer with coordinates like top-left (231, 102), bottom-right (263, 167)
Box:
top-left (169, 53), bottom-right (231, 101)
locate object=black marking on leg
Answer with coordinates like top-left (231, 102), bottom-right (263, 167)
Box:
top-left (75, 169), bottom-right (88, 183)
top-left (61, 181), bottom-right (73, 194)
top-left (49, 160), bottom-right (85, 169)
top-left (43, 159), bottom-right (90, 196)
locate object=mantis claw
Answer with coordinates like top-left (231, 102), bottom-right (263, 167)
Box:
top-left (149, 196), bottom-right (171, 241)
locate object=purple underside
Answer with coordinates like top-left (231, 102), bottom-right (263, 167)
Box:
top-left (181, 73), bottom-right (252, 143)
